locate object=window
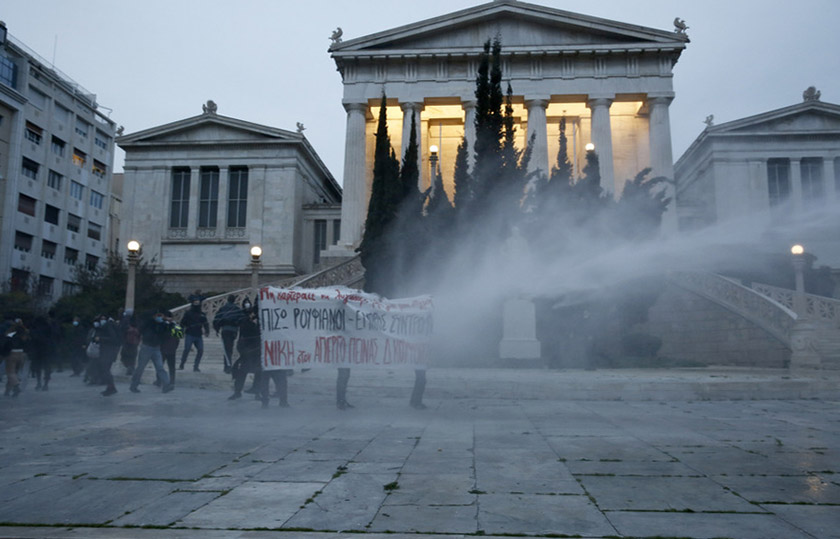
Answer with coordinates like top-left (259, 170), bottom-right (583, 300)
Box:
top-left (767, 158), bottom-right (790, 207)
top-left (70, 181), bottom-right (84, 200)
top-left (87, 222), bottom-right (102, 241)
top-left (63, 281), bottom-right (78, 296)
top-left (41, 240), bottom-right (57, 260)
top-left (25, 121), bottom-right (43, 144)
top-left (313, 219), bottom-right (327, 265)
top-left (44, 204), bottom-right (60, 225)
top-left (37, 276), bottom-right (54, 297)
top-left (170, 168), bottom-right (190, 228)
top-left (89, 190), bottom-right (104, 209)
top-left (94, 130), bottom-right (109, 150)
top-left (227, 167), bottom-right (248, 228)
top-left (0, 55), bottom-right (17, 88)
top-left (332, 220), bottom-right (341, 245)
top-left (17, 193), bottom-right (36, 216)
top-left (54, 103), bottom-right (71, 124)
top-left (85, 254), bottom-right (99, 271)
top-left (72, 148), bottom-right (86, 167)
top-left (800, 158), bottom-right (824, 205)
top-left (11, 269), bottom-right (29, 292)
top-left (14, 231), bottom-right (33, 252)
top-left (75, 118), bottom-right (89, 137)
top-left (51, 136), bottom-right (66, 156)
top-left (29, 86), bottom-right (48, 109)
top-left (67, 213), bottom-right (81, 232)
top-left (64, 247), bottom-right (79, 265)
top-left (92, 160), bottom-right (106, 178)
top-left (199, 167), bottom-right (219, 228)
top-left (48, 170), bottom-right (63, 190)
top-left (22, 157), bottom-right (39, 180)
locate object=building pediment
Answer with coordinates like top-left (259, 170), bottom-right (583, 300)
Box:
top-left (331, 0), bottom-right (687, 57)
top-left (710, 102), bottom-right (840, 136)
top-left (118, 114), bottom-right (301, 148)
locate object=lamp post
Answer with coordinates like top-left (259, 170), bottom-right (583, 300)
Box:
top-left (125, 240), bottom-right (141, 313)
top-left (429, 144), bottom-right (439, 184)
top-left (791, 244), bottom-right (807, 317)
top-left (250, 245), bottom-right (262, 291)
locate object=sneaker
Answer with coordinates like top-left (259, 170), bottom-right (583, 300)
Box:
top-left (162, 384), bottom-right (174, 393)
top-left (223, 366), bottom-right (231, 374)
top-left (411, 402), bottom-right (428, 410)
top-left (228, 393), bottom-right (241, 400)
top-left (337, 400), bottom-right (354, 410)
top-left (129, 386), bottom-right (140, 394)
top-left (101, 387), bottom-right (116, 397)
top-left (193, 367), bottom-right (201, 372)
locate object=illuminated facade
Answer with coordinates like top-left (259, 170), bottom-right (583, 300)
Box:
top-left (330, 0), bottom-right (688, 248)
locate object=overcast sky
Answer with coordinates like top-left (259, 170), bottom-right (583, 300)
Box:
top-left (3, 0), bottom-right (838, 184)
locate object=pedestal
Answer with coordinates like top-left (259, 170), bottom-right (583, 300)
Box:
top-left (789, 320), bottom-right (822, 370)
top-left (499, 298), bottom-right (542, 361)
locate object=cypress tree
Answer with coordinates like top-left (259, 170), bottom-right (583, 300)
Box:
top-left (358, 94), bottom-right (400, 295)
top-left (452, 137), bottom-right (471, 211)
top-left (472, 37), bottom-right (504, 209)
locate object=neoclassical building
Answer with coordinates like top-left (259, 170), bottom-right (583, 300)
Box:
top-left (675, 88), bottom-right (840, 268)
top-left (329, 0), bottom-right (688, 248)
top-left (117, 103), bottom-right (341, 296)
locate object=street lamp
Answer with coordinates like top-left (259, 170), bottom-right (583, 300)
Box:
top-left (250, 245), bottom-right (262, 290)
top-left (791, 244), bottom-right (807, 317)
top-left (429, 145), bottom-right (439, 181)
top-left (125, 240), bottom-right (141, 313)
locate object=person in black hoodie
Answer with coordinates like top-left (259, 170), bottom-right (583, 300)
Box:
top-left (229, 301), bottom-right (261, 401)
top-left (179, 299), bottom-right (209, 372)
top-left (213, 295), bottom-right (243, 375)
top-left (92, 314), bottom-right (121, 397)
top-left (129, 311), bottom-right (173, 394)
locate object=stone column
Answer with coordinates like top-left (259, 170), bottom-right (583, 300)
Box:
top-left (462, 100), bottom-right (476, 172)
top-left (648, 95), bottom-right (678, 232)
top-left (824, 158), bottom-right (836, 201)
top-left (790, 158), bottom-right (803, 213)
top-left (400, 102), bottom-right (422, 181)
top-left (338, 102), bottom-right (368, 249)
top-left (525, 98), bottom-right (549, 175)
top-left (586, 96), bottom-right (615, 195)
top-left (187, 167), bottom-right (199, 237)
top-left (217, 166), bottom-right (229, 232)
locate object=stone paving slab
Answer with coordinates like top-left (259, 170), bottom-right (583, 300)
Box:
top-left (0, 367), bottom-right (838, 538)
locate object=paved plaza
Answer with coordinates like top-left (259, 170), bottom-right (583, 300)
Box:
top-left (0, 366), bottom-right (838, 538)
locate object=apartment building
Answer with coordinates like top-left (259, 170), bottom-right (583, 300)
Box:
top-left (0, 22), bottom-right (117, 301)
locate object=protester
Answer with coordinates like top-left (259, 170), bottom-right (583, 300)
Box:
top-left (129, 311), bottom-right (174, 394)
top-left (65, 316), bottom-right (88, 377)
top-left (3, 318), bottom-right (29, 397)
top-left (91, 314), bottom-right (121, 396)
top-left (179, 299), bottom-right (209, 372)
top-left (119, 310), bottom-right (140, 376)
top-left (28, 315), bottom-right (53, 391)
top-left (160, 311), bottom-right (181, 387)
top-left (214, 295), bottom-right (243, 375)
top-left (229, 301), bottom-right (262, 402)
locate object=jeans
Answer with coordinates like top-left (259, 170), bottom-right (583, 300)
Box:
top-left (131, 344), bottom-right (170, 390)
top-left (180, 334), bottom-right (204, 369)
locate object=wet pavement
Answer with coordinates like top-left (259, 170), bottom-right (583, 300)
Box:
top-left (1, 364), bottom-right (838, 538)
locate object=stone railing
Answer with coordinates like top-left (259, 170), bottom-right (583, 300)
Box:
top-left (751, 282), bottom-right (840, 326)
top-left (170, 255), bottom-right (365, 324)
top-left (667, 271), bottom-right (797, 346)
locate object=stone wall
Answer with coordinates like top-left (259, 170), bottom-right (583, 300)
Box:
top-left (644, 284), bottom-right (791, 368)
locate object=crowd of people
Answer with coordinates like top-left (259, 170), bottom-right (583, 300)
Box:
top-left (2, 292), bottom-right (427, 410)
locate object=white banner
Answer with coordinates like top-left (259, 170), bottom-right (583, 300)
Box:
top-left (259, 286), bottom-right (434, 370)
